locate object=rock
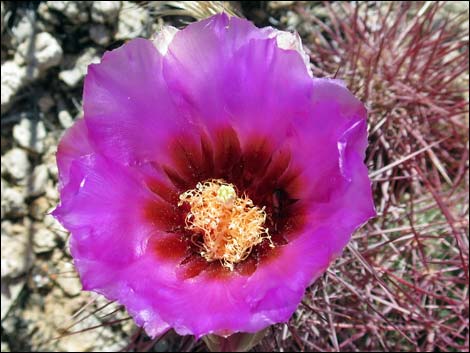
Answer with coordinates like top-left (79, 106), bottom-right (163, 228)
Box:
top-left (1, 277), bottom-right (26, 320)
top-left (43, 213), bottom-right (67, 241)
top-left (15, 32), bottom-right (63, 73)
top-left (1, 222), bottom-right (32, 278)
top-left (55, 261), bottom-right (82, 297)
top-left (13, 117), bottom-right (47, 153)
top-left (45, 154), bottom-right (59, 181)
top-left (59, 48), bottom-right (100, 87)
top-left (1, 178), bottom-right (26, 219)
top-left (1, 61), bottom-right (27, 112)
top-left (46, 1), bottom-right (89, 24)
top-left (18, 287), bottom-right (81, 344)
top-left (45, 180), bottom-right (59, 202)
top-left (1, 186), bottom-right (27, 218)
top-left (30, 197), bottom-right (51, 221)
top-left (27, 165), bottom-right (49, 198)
top-left (115, 2), bottom-right (149, 40)
top-left (33, 227), bottom-right (56, 253)
top-left (0, 311), bottom-right (17, 335)
top-left (37, 2), bottom-right (61, 27)
top-left (58, 69), bottom-right (81, 89)
top-left (89, 24), bottom-right (111, 46)
top-left (1, 2), bottom-right (4, 34)
top-left (91, 1), bottom-right (121, 24)
top-left (2, 148), bottom-right (30, 180)
top-left (268, 1), bottom-right (295, 10)
top-left (51, 247), bottom-right (64, 265)
top-left (56, 312), bottom-right (101, 351)
top-left (1, 341), bottom-right (10, 352)
top-left (42, 134), bottom-right (60, 159)
top-left (58, 109), bottom-right (74, 129)
top-left (52, 292), bottom-right (128, 351)
top-left (11, 14), bottom-right (35, 44)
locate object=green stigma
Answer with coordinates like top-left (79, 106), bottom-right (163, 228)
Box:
top-left (216, 184), bottom-right (237, 204)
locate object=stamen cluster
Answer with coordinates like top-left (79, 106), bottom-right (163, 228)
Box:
top-left (179, 179), bottom-right (272, 270)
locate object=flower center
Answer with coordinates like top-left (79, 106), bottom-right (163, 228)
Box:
top-left (178, 179), bottom-right (273, 271)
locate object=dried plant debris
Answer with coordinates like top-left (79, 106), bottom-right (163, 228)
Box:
top-left (143, 1), bottom-right (242, 20)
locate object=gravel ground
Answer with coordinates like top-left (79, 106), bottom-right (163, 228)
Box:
top-left (1, 2), bottom-right (160, 351)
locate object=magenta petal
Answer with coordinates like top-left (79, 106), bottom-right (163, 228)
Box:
top-left (289, 79), bottom-right (375, 256)
top-left (163, 13), bottom-right (267, 95)
top-left (111, 217), bottom-right (332, 338)
top-left (221, 38), bottom-right (313, 145)
top-left (56, 118), bottom-right (93, 186)
top-left (163, 14), bottom-right (312, 141)
top-left (83, 39), bottom-right (186, 165)
top-left (54, 153), bottom-right (158, 268)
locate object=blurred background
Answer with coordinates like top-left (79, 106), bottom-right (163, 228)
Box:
top-left (1, 1), bottom-right (468, 351)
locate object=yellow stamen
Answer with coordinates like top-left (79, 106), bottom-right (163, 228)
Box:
top-left (178, 179), bottom-right (273, 271)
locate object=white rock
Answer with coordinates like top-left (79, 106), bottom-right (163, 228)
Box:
top-left (58, 69), bottom-right (82, 88)
top-left (43, 213), bottom-right (67, 240)
top-left (1, 189), bottom-right (26, 218)
top-left (58, 109), bottom-right (74, 129)
top-left (57, 312), bottom-right (103, 351)
top-left (37, 2), bottom-right (60, 26)
top-left (45, 180), bottom-right (59, 202)
top-left (33, 227), bottom-right (56, 253)
top-left (89, 24), bottom-right (111, 46)
top-left (13, 118), bottom-right (47, 153)
top-left (1, 180), bottom-right (27, 218)
top-left (1, 278), bottom-right (25, 321)
top-left (11, 15), bottom-right (34, 43)
top-left (1, 2), bottom-right (4, 33)
top-left (27, 165), bottom-right (49, 197)
top-left (59, 48), bottom-right (100, 87)
top-left (268, 1), bottom-right (295, 10)
top-left (1, 186), bottom-right (27, 218)
top-left (2, 148), bottom-right (30, 180)
top-left (46, 1), bottom-right (89, 24)
top-left (1, 61), bottom-right (27, 112)
top-left (15, 32), bottom-right (63, 72)
top-left (1, 341), bottom-right (9, 352)
top-left (55, 261), bottom-right (82, 297)
top-left (115, 2), bottom-right (149, 40)
top-left (44, 152), bottom-right (59, 180)
top-left (91, 1), bottom-right (121, 24)
top-left (42, 134), bottom-right (60, 157)
top-left (1, 223), bottom-right (31, 278)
